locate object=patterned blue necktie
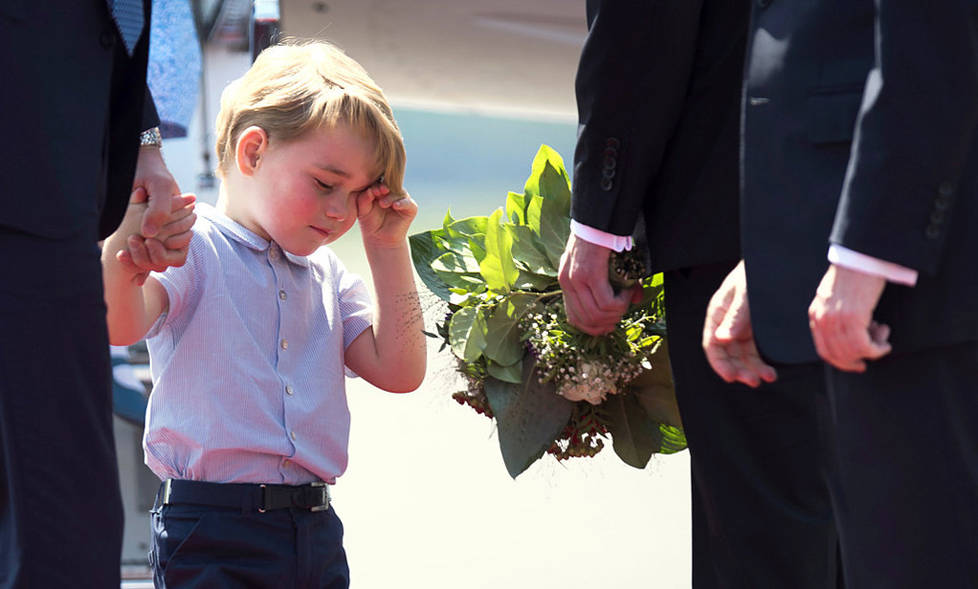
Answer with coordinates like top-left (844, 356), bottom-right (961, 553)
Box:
top-left (107, 0), bottom-right (145, 56)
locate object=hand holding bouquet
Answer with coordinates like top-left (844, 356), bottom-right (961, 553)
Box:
top-left (410, 146), bottom-right (686, 477)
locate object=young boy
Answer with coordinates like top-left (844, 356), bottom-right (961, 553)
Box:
top-left (101, 41), bottom-right (426, 588)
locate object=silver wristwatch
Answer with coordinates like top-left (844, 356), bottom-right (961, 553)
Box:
top-left (139, 126), bottom-right (163, 148)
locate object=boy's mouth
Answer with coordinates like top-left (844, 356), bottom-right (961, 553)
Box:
top-left (310, 226), bottom-right (331, 239)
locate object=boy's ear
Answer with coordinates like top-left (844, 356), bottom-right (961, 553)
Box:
top-left (235, 126), bottom-right (269, 177)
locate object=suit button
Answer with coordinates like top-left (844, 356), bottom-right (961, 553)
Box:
top-left (602, 157), bottom-right (616, 170)
top-left (935, 196), bottom-right (951, 211)
top-left (99, 31), bottom-right (115, 49)
top-left (938, 181), bottom-right (955, 197)
top-left (600, 178), bottom-right (614, 191)
top-left (925, 225), bottom-right (941, 239)
top-left (602, 168), bottom-right (616, 180)
top-left (605, 137), bottom-right (620, 150)
top-left (930, 210), bottom-right (945, 225)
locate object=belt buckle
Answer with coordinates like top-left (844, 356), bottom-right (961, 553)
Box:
top-left (309, 482), bottom-right (330, 512)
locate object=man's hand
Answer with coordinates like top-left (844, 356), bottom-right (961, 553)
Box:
top-left (808, 263), bottom-right (891, 372)
top-left (558, 233), bottom-right (639, 336)
top-left (702, 260), bottom-right (777, 387)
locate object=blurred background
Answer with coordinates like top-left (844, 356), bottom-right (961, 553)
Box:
top-left (114, 1), bottom-right (692, 586)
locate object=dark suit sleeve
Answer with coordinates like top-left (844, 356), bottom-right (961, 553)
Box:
top-left (571, 0), bottom-right (704, 236)
top-left (830, 0), bottom-right (978, 274)
top-left (142, 85), bottom-right (160, 131)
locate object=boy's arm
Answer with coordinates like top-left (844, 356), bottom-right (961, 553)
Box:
top-left (345, 188), bottom-right (426, 393)
top-left (101, 188), bottom-right (195, 346)
top-left (345, 240), bottom-right (426, 393)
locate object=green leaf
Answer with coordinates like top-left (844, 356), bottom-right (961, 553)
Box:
top-left (629, 339), bottom-right (682, 429)
top-left (449, 306), bottom-right (488, 362)
top-left (484, 361), bottom-right (574, 478)
top-left (431, 251), bottom-right (485, 294)
top-left (448, 216), bottom-right (489, 236)
top-left (432, 250), bottom-right (480, 274)
top-left (487, 360), bottom-right (523, 384)
top-left (513, 271), bottom-right (556, 291)
top-left (506, 191), bottom-right (529, 225)
top-left (657, 425), bottom-right (687, 455)
top-left (409, 231), bottom-right (453, 301)
top-left (507, 225), bottom-right (556, 276)
top-left (525, 194), bottom-right (544, 235)
top-left (484, 298), bottom-right (530, 366)
top-left (440, 214), bottom-right (487, 256)
top-left (603, 393), bottom-right (662, 469)
top-left (479, 208), bottom-right (519, 293)
top-left (538, 190), bottom-right (572, 269)
top-left (524, 145), bottom-right (572, 212)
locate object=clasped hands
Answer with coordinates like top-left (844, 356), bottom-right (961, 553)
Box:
top-left (702, 260), bottom-right (891, 386)
top-left (113, 146), bottom-right (197, 284)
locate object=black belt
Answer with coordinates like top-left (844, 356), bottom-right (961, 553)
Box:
top-left (160, 479), bottom-right (331, 513)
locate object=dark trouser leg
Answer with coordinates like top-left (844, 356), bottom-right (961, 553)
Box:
top-left (0, 230), bottom-right (123, 589)
top-left (666, 264), bottom-right (841, 588)
top-left (825, 342), bottom-right (978, 588)
top-left (151, 496), bottom-right (349, 588)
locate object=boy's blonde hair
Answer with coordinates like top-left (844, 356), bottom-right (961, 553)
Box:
top-left (215, 40), bottom-right (405, 196)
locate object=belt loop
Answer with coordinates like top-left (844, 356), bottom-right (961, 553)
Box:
top-left (257, 484), bottom-right (268, 513)
top-left (162, 479), bottom-right (173, 505)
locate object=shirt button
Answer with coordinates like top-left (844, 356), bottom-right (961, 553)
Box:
top-left (285, 385), bottom-right (294, 396)
top-left (279, 290), bottom-right (287, 301)
top-left (269, 248), bottom-right (279, 261)
top-left (281, 338), bottom-right (289, 350)
top-left (290, 431), bottom-right (297, 441)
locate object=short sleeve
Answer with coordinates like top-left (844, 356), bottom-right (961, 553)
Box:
top-left (144, 231), bottom-right (205, 339)
top-left (335, 263), bottom-right (373, 349)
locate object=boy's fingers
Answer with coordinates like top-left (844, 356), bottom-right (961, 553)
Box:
top-left (145, 238), bottom-right (190, 269)
top-left (391, 194), bottom-right (417, 215)
top-left (127, 235), bottom-right (152, 270)
top-left (356, 190), bottom-right (375, 217)
top-left (160, 212), bottom-right (197, 237)
top-left (172, 192), bottom-right (196, 211)
top-left (162, 230), bottom-right (194, 252)
top-left (116, 249), bottom-right (141, 275)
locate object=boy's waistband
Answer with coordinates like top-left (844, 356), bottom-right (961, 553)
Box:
top-left (158, 478), bottom-right (331, 513)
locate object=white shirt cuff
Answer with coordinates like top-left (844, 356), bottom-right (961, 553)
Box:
top-left (827, 244), bottom-right (918, 286)
top-left (570, 220), bottom-right (633, 253)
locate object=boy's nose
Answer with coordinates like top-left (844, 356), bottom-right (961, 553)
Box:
top-left (324, 196), bottom-right (349, 220)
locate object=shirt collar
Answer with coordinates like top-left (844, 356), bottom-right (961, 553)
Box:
top-left (197, 203), bottom-right (311, 267)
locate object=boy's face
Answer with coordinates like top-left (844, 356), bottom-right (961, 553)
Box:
top-left (246, 123), bottom-right (378, 256)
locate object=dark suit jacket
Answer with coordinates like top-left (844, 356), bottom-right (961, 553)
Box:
top-left (742, 0), bottom-right (978, 363)
top-left (571, 0), bottom-right (748, 274)
top-left (0, 0), bottom-right (158, 241)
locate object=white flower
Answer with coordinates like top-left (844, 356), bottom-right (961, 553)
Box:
top-left (558, 360), bottom-right (618, 405)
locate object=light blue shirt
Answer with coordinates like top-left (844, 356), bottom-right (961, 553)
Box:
top-left (144, 204), bottom-right (372, 485)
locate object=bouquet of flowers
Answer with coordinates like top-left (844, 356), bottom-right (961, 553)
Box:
top-left (409, 146), bottom-right (686, 478)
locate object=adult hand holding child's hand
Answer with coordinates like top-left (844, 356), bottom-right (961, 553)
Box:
top-left (115, 187), bottom-right (197, 285)
top-left (356, 183), bottom-right (418, 247)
